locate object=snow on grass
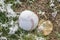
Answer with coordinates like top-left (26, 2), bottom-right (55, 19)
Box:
top-left (0, 0), bottom-right (59, 40)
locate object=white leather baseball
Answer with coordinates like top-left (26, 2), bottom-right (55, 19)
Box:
top-left (19, 10), bottom-right (39, 31)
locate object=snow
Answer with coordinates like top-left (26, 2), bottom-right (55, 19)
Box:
top-left (52, 11), bottom-right (57, 18)
top-left (0, 32), bottom-right (2, 35)
top-left (50, 0), bottom-right (54, 3)
top-left (36, 37), bottom-right (45, 40)
top-left (9, 20), bottom-right (14, 25)
top-left (0, 0), bottom-right (6, 12)
top-left (0, 36), bottom-right (7, 40)
top-left (6, 4), bottom-right (16, 17)
top-left (0, 0), bottom-right (17, 17)
top-left (1, 23), bottom-right (8, 27)
top-left (0, 0), bottom-right (19, 35)
top-left (38, 10), bottom-right (45, 15)
top-left (8, 24), bottom-right (18, 34)
top-left (50, 3), bottom-right (55, 7)
top-left (57, 0), bottom-right (60, 2)
top-left (50, 0), bottom-right (55, 7)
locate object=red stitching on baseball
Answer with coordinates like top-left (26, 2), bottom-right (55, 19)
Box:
top-left (30, 18), bottom-right (34, 31)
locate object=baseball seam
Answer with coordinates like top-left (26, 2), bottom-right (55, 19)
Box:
top-left (30, 18), bottom-right (34, 31)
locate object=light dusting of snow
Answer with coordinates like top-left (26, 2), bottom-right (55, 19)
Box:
top-left (57, 0), bottom-right (60, 2)
top-left (9, 20), bottom-right (14, 25)
top-left (8, 24), bottom-right (18, 34)
top-left (38, 10), bottom-right (45, 15)
top-left (0, 0), bottom-right (17, 17)
top-left (0, 36), bottom-right (7, 40)
top-left (49, 0), bottom-right (58, 18)
top-left (0, 0), bottom-right (19, 34)
top-left (0, 7), bottom-right (6, 12)
top-left (50, 0), bottom-right (54, 3)
top-left (0, 0), bottom-right (4, 4)
top-left (0, 32), bottom-right (2, 35)
top-left (27, 33), bottom-right (35, 37)
top-left (52, 11), bottom-right (57, 18)
top-left (50, 0), bottom-right (55, 7)
top-left (1, 23), bottom-right (8, 27)
top-left (6, 4), bottom-right (16, 17)
top-left (36, 37), bottom-right (45, 40)
top-left (0, 0), bottom-right (6, 12)
top-left (15, 0), bottom-right (22, 4)
top-left (0, 22), bottom-right (2, 25)
top-left (50, 3), bottom-right (55, 7)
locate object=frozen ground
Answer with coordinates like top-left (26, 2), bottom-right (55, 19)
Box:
top-left (0, 0), bottom-right (60, 40)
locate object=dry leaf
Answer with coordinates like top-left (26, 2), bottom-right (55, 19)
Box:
top-left (38, 19), bottom-right (53, 36)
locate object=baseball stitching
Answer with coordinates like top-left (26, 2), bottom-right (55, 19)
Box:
top-left (30, 18), bottom-right (34, 31)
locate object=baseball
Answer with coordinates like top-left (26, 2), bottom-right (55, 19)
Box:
top-left (19, 10), bottom-right (39, 31)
